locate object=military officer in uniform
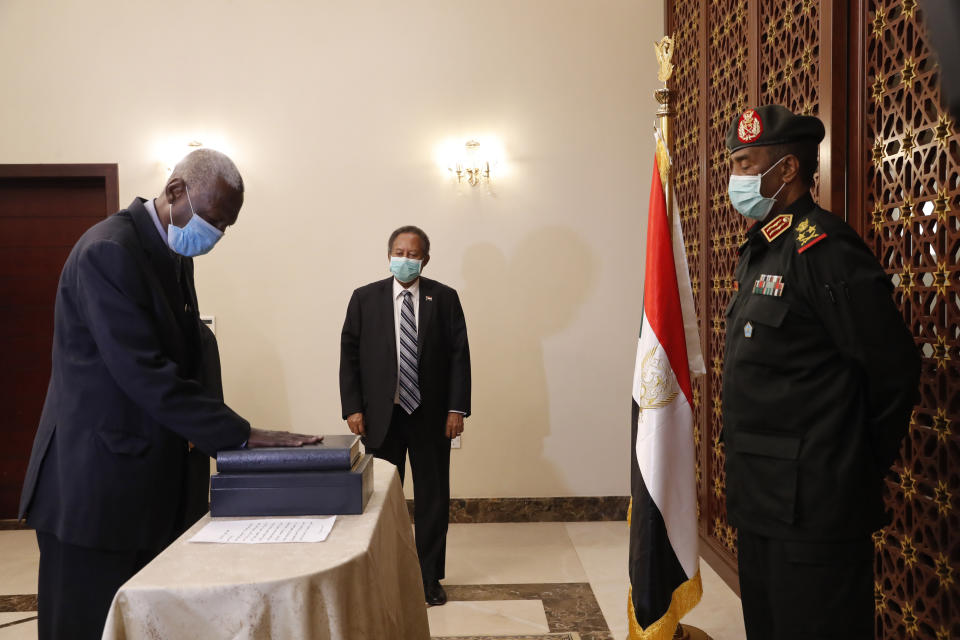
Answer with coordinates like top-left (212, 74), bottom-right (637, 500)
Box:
top-left (721, 105), bottom-right (920, 639)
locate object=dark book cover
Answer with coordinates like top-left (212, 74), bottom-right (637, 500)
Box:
top-left (209, 454), bottom-right (374, 517)
top-left (215, 434), bottom-right (361, 473)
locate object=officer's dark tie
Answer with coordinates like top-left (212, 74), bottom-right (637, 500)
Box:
top-left (398, 290), bottom-right (421, 414)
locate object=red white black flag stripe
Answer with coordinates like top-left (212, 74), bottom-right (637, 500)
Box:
top-left (628, 155), bottom-right (705, 638)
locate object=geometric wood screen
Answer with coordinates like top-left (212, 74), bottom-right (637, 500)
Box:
top-left (667, 0), bottom-right (752, 592)
top-left (665, 1), bottom-right (959, 637)
top-left (856, 2), bottom-right (959, 638)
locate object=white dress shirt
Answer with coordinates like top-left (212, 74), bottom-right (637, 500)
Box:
top-left (392, 277), bottom-right (420, 404)
top-left (143, 198), bottom-right (169, 246)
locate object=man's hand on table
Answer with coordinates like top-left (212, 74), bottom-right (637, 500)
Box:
top-left (246, 428), bottom-right (321, 448)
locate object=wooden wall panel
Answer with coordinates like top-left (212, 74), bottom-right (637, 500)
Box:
top-left (700, 0), bottom-right (751, 575)
top-left (860, 1), bottom-right (959, 637)
top-left (665, 0), bottom-right (959, 636)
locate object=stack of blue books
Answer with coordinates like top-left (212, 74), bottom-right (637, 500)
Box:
top-left (209, 434), bottom-right (373, 517)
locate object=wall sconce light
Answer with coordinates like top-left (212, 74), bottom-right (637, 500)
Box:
top-left (450, 140), bottom-right (491, 186)
top-left (435, 135), bottom-right (505, 188)
top-left (155, 134), bottom-right (236, 177)
top-left (160, 140), bottom-right (205, 174)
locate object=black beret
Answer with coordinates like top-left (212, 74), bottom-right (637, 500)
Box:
top-left (725, 105), bottom-right (825, 152)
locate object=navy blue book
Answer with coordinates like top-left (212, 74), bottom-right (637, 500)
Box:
top-left (210, 454), bottom-right (374, 517)
top-left (215, 434), bottom-right (361, 473)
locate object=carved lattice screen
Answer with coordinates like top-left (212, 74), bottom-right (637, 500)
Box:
top-left (664, 1), bottom-right (959, 637)
top-left (671, 0), bottom-right (706, 540)
top-left (859, 2), bottom-right (959, 638)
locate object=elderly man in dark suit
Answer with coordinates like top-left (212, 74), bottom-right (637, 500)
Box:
top-left (19, 149), bottom-right (319, 640)
top-left (340, 225), bottom-right (471, 606)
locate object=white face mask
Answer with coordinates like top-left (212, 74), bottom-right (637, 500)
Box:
top-left (727, 155), bottom-right (787, 220)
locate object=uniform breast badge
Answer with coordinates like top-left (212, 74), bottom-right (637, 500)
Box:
top-left (744, 321), bottom-right (754, 338)
top-left (753, 274), bottom-right (785, 297)
top-left (796, 218), bottom-right (828, 254)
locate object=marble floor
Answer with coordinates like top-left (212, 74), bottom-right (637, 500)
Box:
top-left (0, 522), bottom-right (744, 639)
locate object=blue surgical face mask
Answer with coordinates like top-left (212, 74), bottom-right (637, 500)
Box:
top-left (167, 186), bottom-right (223, 257)
top-left (727, 155), bottom-right (787, 221)
top-left (389, 257), bottom-right (422, 283)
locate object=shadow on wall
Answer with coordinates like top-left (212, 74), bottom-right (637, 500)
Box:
top-left (461, 226), bottom-right (596, 496)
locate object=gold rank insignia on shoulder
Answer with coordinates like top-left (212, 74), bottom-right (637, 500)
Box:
top-left (753, 274), bottom-right (784, 297)
top-left (796, 218), bottom-right (828, 253)
top-left (761, 214), bottom-right (792, 243)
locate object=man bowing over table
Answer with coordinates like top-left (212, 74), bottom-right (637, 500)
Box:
top-left (340, 225), bottom-right (471, 606)
top-left (19, 149), bottom-right (319, 640)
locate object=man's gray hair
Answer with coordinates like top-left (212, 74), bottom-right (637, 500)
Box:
top-left (171, 148), bottom-right (244, 193)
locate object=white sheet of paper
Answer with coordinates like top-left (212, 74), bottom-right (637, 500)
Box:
top-left (189, 517), bottom-right (336, 544)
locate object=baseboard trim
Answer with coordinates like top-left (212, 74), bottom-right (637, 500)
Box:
top-left (7, 497), bottom-right (631, 530)
top-left (406, 497), bottom-right (630, 523)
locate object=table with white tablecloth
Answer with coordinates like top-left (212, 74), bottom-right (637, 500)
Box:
top-left (102, 458), bottom-right (429, 640)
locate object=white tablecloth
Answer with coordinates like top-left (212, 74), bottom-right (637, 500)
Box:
top-left (102, 458), bottom-right (429, 640)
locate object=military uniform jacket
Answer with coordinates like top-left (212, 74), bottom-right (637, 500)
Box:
top-left (722, 193), bottom-right (920, 540)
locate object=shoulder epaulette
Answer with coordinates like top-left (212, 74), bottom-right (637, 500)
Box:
top-left (761, 214), bottom-right (792, 243)
top-left (795, 217), bottom-right (828, 253)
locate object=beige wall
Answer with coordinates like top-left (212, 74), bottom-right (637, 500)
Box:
top-left (0, 0), bottom-right (664, 498)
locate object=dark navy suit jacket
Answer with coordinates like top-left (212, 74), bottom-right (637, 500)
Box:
top-left (339, 277), bottom-right (471, 448)
top-left (19, 198), bottom-right (249, 551)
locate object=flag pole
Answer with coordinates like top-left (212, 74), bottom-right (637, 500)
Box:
top-left (654, 35), bottom-right (714, 640)
top-left (654, 35), bottom-right (675, 234)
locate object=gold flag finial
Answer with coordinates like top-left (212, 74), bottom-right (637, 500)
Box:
top-left (654, 36), bottom-right (675, 84)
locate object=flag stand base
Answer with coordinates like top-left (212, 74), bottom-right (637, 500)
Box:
top-left (674, 623), bottom-right (713, 640)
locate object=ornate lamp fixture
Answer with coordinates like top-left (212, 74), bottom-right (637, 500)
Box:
top-left (450, 140), bottom-right (491, 186)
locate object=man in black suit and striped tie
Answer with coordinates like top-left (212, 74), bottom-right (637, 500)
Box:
top-left (339, 225), bottom-right (471, 606)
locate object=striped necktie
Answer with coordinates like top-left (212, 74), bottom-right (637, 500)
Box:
top-left (398, 290), bottom-right (421, 414)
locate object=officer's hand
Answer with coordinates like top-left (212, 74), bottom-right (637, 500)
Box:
top-left (346, 412), bottom-right (366, 436)
top-left (247, 428), bottom-right (321, 448)
top-left (445, 412), bottom-right (464, 439)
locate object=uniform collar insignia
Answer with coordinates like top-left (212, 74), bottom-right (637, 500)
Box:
top-left (795, 217), bottom-right (828, 253)
top-left (761, 213), bottom-right (793, 243)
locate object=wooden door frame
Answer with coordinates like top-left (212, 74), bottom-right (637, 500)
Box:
top-left (0, 162), bottom-right (118, 527)
top-left (0, 164), bottom-right (119, 215)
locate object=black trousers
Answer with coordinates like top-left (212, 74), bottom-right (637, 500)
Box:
top-left (367, 405), bottom-right (450, 584)
top-left (737, 530), bottom-right (875, 640)
top-left (36, 531), bottom-right (160, 640)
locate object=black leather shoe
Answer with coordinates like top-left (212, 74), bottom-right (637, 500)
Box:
top-left (424, 580), bottom-right (447, 606)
